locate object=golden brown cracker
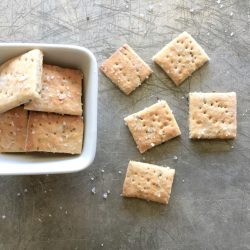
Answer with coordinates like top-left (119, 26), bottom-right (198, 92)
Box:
top-left (153, 32), bottom-right (209, 86)
top-left (26, 112), bottom-right (84, 154)
top-left (25, 64), bottom-right (82, 115)
top-left (122, 161), bottom-right (175, 204)
top-left (100, 44), bottom-right (152, 95)
top-left (0, 106), bottom-right (28, 152)
top-left (189, 92), bottom-right (237, 139)
top-left (124, 100), bottom-right (181, 153)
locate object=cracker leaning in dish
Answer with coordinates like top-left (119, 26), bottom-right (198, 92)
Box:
top-left (0, 49), bottom-right (43, 113)
top-left (0, 50), bottom-right (84, 155)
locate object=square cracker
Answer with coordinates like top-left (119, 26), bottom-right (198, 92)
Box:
top-left (153, 31), bottom-right (209, 86)
top-left (100, 44), bottom-right (152, 95)
top-left (124, 100), bottom-right (181, 153)
top-left (0, 49), bottom-right (43, 113)
top-left (122, 161), bottom-right (175, 204)
top-left (25, 64), bottom-right (82, 115)
top-left (189, 92), bottom-right (237, 139)
top-left (26, 112), bottom-right (84, 154)
top-left (0, 106), bottom-right (28, 152)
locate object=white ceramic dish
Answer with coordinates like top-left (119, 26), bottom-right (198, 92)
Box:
top-left (0, 43), bottom-right (98, 175)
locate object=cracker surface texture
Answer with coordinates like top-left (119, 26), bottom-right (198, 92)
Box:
top-left (124, 100), bottom-right (181, 153)
top-left (26, 112), bottom-right (84, 154)
top-left (189, 92), bottom-right (237, 139)
top-left (123, 161), bottom-right (175, 204)
top-left (25, 64), bottom-right (82, 115)
top-left (100, 44), bottom-right (152, 95)
top-left (0, 49), bottom-right (43, 113)
top-left (153, 31), bottom-right (209, 86)
top-left (0, 106), bottom-right (28, 152)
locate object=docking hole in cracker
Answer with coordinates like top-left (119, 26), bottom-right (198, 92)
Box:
top-left (122, 161), bottom-right (175, 204)
top-left (124, 100), bottom-right (181, 153)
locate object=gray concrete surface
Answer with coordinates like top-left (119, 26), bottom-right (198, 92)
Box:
top-left (0, 0), bottom-right (250, 249)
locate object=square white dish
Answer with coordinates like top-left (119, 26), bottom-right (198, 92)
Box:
top-left (0, 43), bottom-right (98, 175)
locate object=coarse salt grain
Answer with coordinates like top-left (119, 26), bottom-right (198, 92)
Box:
top-left (19, 75), bottom-right (28, 82)
top-left (58, 94), bottom-right (66, 100)
top-left (148, 5), bottom-right (153, 12)
top-left (91, 187), bottom-right (96, 194)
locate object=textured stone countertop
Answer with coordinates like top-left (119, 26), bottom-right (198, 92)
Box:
top-left (0, 0), bottom-right (249, 249)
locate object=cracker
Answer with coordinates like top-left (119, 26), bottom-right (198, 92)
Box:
top-left (122, 161), bottom-right (175, 204)
top-left (0, 106), bottom-right (28, 152)
top-left (0, 49), bottom-right (43, 113)
top-left (189, 92), bottom-right (237, 139)
top-left (26, 112), bottom-right (84, 154)
top-left (153, 31), bottom-right (209, 86)
top-left (25, 64), bottom-right (83, 115)
top-left (100, 44), bottom-right (152, 95)
top-left (124, 100), bottom-right (181, 153)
